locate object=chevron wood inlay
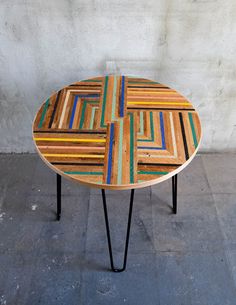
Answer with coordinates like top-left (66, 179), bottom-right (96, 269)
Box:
top-left (33, 75), bottom-right (202, 190)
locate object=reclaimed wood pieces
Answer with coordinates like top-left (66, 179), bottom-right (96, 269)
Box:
top-left (33, 75), bottom-right (202, 190)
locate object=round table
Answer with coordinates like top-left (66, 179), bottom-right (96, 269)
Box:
top-left (32, 75), bottom-right (202, 272)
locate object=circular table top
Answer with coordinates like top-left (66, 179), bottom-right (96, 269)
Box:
top-left (33, 75), bottom-right (202, 190)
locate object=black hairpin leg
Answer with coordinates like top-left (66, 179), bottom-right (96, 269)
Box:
top-left (172, 174), bottom-right (178, 214)
top-left (57, 174), bottom-right (61, 221)
top-left (101, 189), bottom-right (135, 272)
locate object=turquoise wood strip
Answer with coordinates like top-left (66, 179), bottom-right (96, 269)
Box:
top-left (38, 98), bottom-right (50, 128)
top-left (138, 171), bottom-right (168, 175)
top-left (64, 171), bottom-right (103, 175)
top-left (100, 76), bottom-right (109, 127)
top-left (129, 113), bottom-right (134, 183)
top-left (188, 113), bottom-right (198, 148)
top-left (150, 112), bottom-right (154, 141)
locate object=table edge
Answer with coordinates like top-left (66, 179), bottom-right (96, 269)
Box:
top-left (32, 75), bottom-right (202, 191)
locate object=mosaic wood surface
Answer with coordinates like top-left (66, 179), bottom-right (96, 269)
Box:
top-left (33, 75), bottom-right (202, 190)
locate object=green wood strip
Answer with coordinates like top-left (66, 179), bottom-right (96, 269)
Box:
top-left (79, 101), bottom-right (98, 130)
top-left (128, 81), bottom-right (160, 84)
top-left (137, 111), bottom-right (154, 142)
top-left (100, 76), bottom-right (109, 127)
top-left (138, 111), bottom-right (144, 135)
top-left (188, 113), bottom-right (198, 148)
top-left (150, 111), bottom-right (154, 141)
top-left (138, 171), bottom-right (168, 175)
top-left (129, 113), bottom-right (134, 183)
top-left (117, 119), bottom-right (124, 184)
top-left (83, 79), bottom-right (102, 82)
top-left (38, 98), bottom-right (50, 128)
top-left (111, 76), bottom-right (117, 121)
top-left (64, 171), bottom-right (103, 175)
top-left (79, 102), bottom-right (87, 129)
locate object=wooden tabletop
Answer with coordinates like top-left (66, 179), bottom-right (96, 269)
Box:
top-left (33, 75), bottom-right (202, 190)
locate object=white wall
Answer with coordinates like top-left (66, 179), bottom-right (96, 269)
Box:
top-left (0, 0), bottom-right (235, 152)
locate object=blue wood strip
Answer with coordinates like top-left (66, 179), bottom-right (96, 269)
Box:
top-left (119, 76), bottom-right (125, 117)
top-left (160, 112), bottom-right (166, 149)
top-left (69, 95), bottom-right (79, 128)
top-left (106, 123), bottom-right (114, 184)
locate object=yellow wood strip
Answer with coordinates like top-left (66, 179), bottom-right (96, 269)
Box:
top-left (43, 154), bottom-right (104, 158)
top-left (34, 138), bottom-right (106, 143)
top-left (128, 101), bottom-right (191, 105)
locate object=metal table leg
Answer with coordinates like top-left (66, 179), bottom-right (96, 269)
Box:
top-left (101, 189), bottom-right (135, 272)
top-left (55, 173), bottom-right (176, 269)
top-left (172, 174), bottom-right (178, 214)
top-left (57, 174), bottom-right (61, 221)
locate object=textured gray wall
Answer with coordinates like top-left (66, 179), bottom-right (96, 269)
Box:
top-left (0, 0), bottom-right (235, 152)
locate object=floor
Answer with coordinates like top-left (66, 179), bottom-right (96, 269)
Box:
top-left (0, 154), bottom-right (236, 305)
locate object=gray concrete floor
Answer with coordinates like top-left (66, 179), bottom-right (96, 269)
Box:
top-left (0, 154), bottom-right (236, 305)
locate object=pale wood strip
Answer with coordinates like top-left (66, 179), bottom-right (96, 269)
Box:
top-left (105, 76), bottom-right (114, 124)
top-left (72, 98), bottom-right (81, 129)
top-left (52, 88), bottom-right (67, 129)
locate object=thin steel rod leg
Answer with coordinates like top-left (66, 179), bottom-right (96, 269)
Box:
top-left (172, 174), bottom-right (177, 214)
top-left (101, 189), bottom-right (135, 272)
top-left (57, 174), bottom-right (61, 221)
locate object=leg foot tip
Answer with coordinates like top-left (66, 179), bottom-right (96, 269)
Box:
top-left (112, 268), bottom-right (125, 273)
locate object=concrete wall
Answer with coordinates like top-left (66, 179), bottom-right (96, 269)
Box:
top-left (0, 0), bottom-right (235, 152)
